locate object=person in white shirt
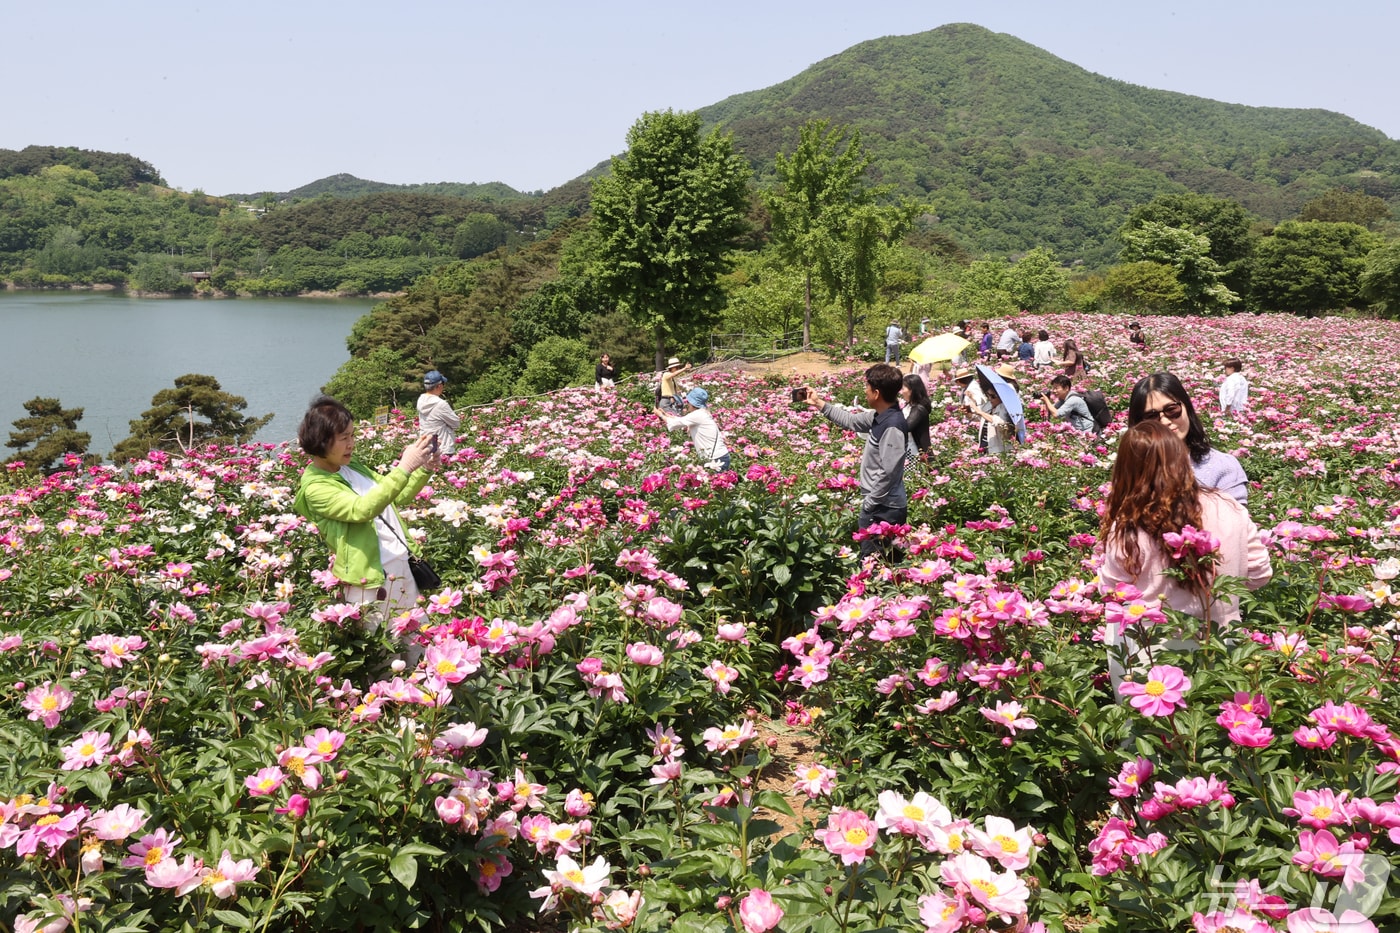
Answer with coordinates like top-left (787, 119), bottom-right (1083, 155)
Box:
top-left (996, 324), bottom-right (1020, 360)
top-left (417, 370), bottom-right (461, 454)
top-left (1032, 329), bottom-right (1057, 368)
top-left (656, 387), bottom-right (731, 470)
top-left (1219, 359), bottom-right (1249, 415)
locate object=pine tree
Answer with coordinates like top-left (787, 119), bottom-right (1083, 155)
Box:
top-left (112, 374), bottom-right (272, 464)
top-left (4, 397), bottom-right (94, 474)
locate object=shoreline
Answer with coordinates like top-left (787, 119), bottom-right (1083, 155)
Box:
top-left (0, 282), bottom-right (402, 300)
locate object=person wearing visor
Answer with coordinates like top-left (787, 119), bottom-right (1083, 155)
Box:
top-left (1126, 372), bottom-right (1248, 503)
top-left (417, 370), bottom-right (460, 455)
top-left (655, 387), bottom-right (731, 471)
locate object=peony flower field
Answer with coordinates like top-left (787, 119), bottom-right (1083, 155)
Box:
top-left (5, 312), bottom-right (1400, 933)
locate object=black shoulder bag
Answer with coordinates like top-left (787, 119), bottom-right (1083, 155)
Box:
top-left (376, 513), bottom-right (442, 591)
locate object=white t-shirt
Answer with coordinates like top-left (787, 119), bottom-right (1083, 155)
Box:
top-left (997, 327), bottom-right (1020, 353)
top-left (1219, 372), bottom-right (1249, 413)
top-left (417, 393), bottom-right (460, 454)
top-left (1033, 340), bottom-right (1056, 366)
top-left (662, 407), bottom-right (729, 463)
top-left (339, 465), bottom-right (410, 563)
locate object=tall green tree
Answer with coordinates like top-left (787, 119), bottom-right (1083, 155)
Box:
top-left (1005, 247), bottom-right (1070, 312)
top-left (765, 120), bottom-right (877, 348)
top-left (322, 346), bottom-right (416, 420)
top-left (1360, 242), bottom-right (1400, 316)
top-left (1250, 221), bottom-right (1380, 315)
top-left (815, 201), bottom-right (918, 344)
top-left (1124, 193), bottom-right (1255, 296)
top-left (112, 374), bottom-right (271, 464)
top-left (1119, 222), bottom-right (1239, 314)
top-left (590, 110), bottom-right (752, 370)
top-left (4, 397), bottom-right (93, 473)
top-left (1299, 189), bottom-right (1391, 229)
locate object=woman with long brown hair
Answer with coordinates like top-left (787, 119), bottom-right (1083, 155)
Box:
top-left (1099, 421), bottom-right (1271, 627)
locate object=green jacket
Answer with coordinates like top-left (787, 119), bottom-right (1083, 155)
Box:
top-left (293, 457), bottom-right (431, 588)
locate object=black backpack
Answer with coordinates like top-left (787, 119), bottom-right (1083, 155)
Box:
top-left (1073, 390), bottom-right (1112, 433)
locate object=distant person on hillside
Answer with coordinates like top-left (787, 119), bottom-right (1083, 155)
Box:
top-left (1126, 372), bottom-right (1248, 503)
top-left (802, 364), bottom-right (908, 561)
top-left (656, 387), bottom-right (730, 471)
top-left (1219, 359), bottom-right (1249, 415)
top-left (919, 317), bottom-right (931, 336)
top-left (1033, 330), bottom-right (1056, 368)
top-left (417, 370), bottom-right (460, 455)
top-left (996, 323), bottom-right (1020, 360)
top-left (885, 320), bottom-right (904, 365)
top-left (595, 353), bottom-right (617, 392)
top-left (1017, 331), bottom-right (1035, 362)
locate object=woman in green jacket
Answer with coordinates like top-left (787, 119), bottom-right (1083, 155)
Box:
top-left (293, 396), bottom-right (436, 650)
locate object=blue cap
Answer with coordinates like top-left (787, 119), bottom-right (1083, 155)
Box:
top-left (686, 388), bottom-right (709, 408)
top-left (423, 370), bottom-right (446, 388)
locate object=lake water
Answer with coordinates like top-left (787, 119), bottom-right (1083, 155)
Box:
top-left (0, 291), bottom-right (380, 456)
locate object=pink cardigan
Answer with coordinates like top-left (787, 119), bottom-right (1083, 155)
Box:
top-left (1099, 491), bottom-right (1272, 625)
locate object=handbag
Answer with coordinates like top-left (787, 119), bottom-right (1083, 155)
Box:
top-left (376, 514), bottom-right (441, 592)
top-left (407, 555), bottom-right (442, 591)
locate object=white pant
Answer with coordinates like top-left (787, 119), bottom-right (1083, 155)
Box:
top-left (341, 554), bottom-right (423, 665)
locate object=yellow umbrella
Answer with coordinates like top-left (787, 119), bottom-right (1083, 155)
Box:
top-left (908, 333), bottom-right (971, 365)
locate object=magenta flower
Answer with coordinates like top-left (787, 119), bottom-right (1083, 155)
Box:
top-left (85, 803), bottom-right (149, 841)
top-left (1161, 525), bottom-right (1221, 559)
top-left (1118, 665), bottom-right (1191, 717)
top-left (625, 642), bottom-right (664, 666)
top-left (1282, 789), bottom-right (1355, 829)
top-left (14, 806), bottom-right (87, 857)
top-left (702, 660), bottom-right (739, 695)
top-left (275, 794), bottom-right (309, 819)
top-left (737, 888), bottom-right (784, 933)
top-left (204, 850), bottom-right (258, 897)
top-left (1291, 829), bottom-right (1365, 886)
top-left (1108, 757), bottom-right (1154, 799)
top-left (121, 827), bottom-right (181, 869)
top-left (821, 807), bottom-right (877, 865)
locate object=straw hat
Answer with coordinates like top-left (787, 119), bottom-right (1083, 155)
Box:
top-left (952, 366), bottom-right (976, 383)
top-left (994, 364), bottom-right (1020, 381)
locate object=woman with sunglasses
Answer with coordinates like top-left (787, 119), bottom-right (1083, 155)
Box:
top-left (1126, 372), bottom-right (1248, 503)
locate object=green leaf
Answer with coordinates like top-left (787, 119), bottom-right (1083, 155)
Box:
top-left (211, 910), bottom-right (253, 928)
top-left (389, 852), bottom-right (418, 889)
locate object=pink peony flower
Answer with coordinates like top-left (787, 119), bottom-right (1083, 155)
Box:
top-left (737, 889), bottom-right (784, 933)
top-left (22, 682), bottom-right (73, 729)
top-left (821, 807), bottom-right (877, 865)
top-left (1118, 665), bottom-right (1190, 717)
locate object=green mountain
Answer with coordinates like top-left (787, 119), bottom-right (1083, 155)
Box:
top-left (697, 23), bottom-right (1400, 265)
top-left (224, 173), bottom-right (534, 203)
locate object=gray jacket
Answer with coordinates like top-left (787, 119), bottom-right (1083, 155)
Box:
top-left (822, 403), bottom-right (908, 512)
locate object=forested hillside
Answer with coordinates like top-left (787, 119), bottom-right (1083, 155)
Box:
top-left (701, 23), bottom-right (1400, 265)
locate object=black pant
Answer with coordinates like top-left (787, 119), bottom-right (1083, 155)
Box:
top-left (858, 502), bottom-right (908, 561)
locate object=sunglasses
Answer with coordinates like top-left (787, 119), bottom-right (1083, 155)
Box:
top-left (1142, 402), bottom-right (1184, 421)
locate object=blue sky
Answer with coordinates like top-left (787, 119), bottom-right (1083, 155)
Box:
top-left (5, 1), bottom-right (1397, 196)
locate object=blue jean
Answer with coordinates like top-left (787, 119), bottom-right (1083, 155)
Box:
top-left (885, 343), bottom-right (900, 364)
top-left (858, 502), bottom-right (908, 560)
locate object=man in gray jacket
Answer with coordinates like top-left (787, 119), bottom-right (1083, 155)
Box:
top-left (803, 363), bottom-right (908, 561)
